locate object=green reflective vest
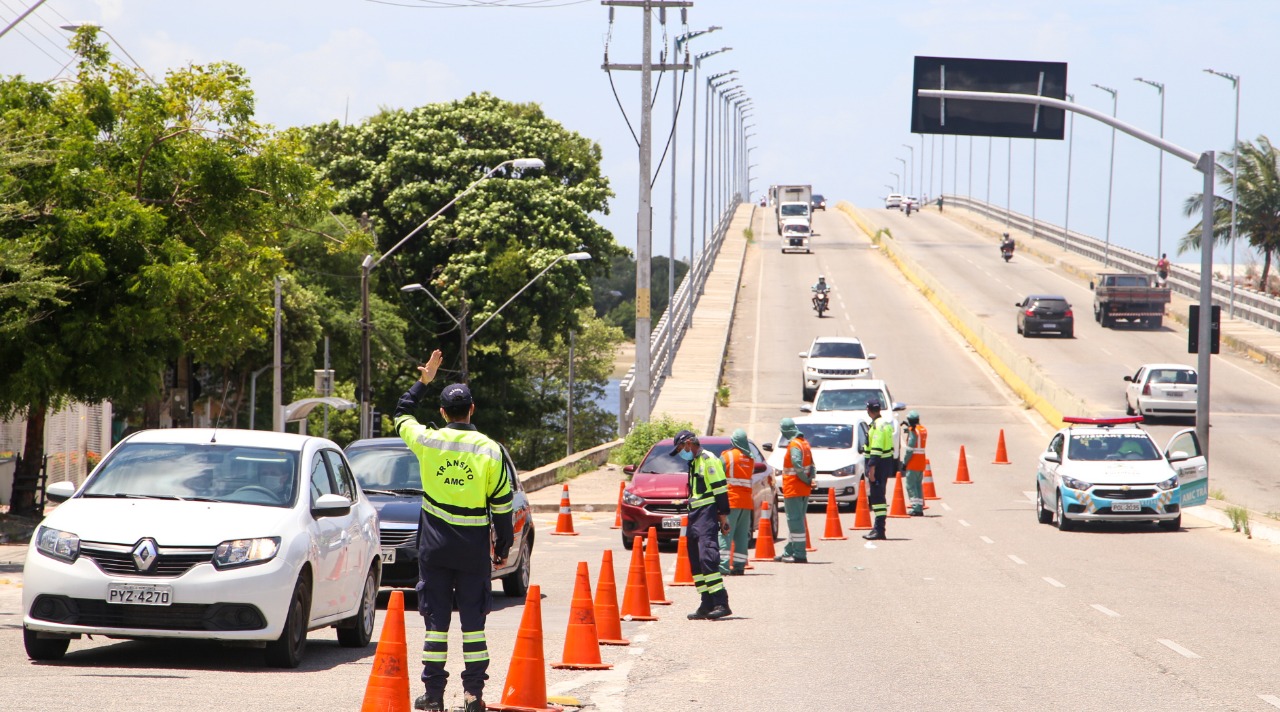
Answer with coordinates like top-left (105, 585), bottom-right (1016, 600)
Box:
top-left (394, 415), bottom-right (513, 526)
top-left (688, 450), bottom-right (728, 510)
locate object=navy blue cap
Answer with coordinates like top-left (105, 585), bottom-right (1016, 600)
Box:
top-left (866, 397), bottom-right (883, 411)
top-left (440, 383), bottom-right (473, 408)
top-left (669, 429), bottom-right (698, 456)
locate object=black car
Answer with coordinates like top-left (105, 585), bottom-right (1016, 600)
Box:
top-left (1016, 294), bottom-right (1074, 338)
top-left (344, 437), bottom-right (534, 596)
top-left (811, 194), bottom-right (827, 211)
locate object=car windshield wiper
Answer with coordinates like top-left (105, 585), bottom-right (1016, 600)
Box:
top-left (82, 493), bottom-right (186, 501)
top-left (360, 488), bottom-right (399, 496)
top-left (388, 487), bottom-right (426, 496)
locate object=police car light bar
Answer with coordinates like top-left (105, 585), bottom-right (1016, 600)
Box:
top-left (1062, 416), bottom-right (1144, 426)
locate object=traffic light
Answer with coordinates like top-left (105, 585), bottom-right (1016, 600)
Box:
top-left (1187, 305), bottom-right (1220, 354)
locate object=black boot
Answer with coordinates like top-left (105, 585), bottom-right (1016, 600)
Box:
top-left (688, 595), bottom-right (714, 620)
top-left (862, 517), bottom-right (887, 540)
top-left (414, 693), bottom-right (443, 711)
top-left (462, 692), bottom-right (484, 712)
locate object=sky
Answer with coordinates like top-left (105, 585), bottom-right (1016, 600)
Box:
top-left (1, 0), bottom-right (1275, 271)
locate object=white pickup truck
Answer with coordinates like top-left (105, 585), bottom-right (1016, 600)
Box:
top-left (780, 218), bottom-right (812, 253)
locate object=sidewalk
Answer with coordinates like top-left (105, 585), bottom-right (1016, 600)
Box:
top-left (525, 465), bottom-right (625, 513)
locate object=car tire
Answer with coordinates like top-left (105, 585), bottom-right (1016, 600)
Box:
top-left (502, 535), bottom-right (532, 597)
top-left (265, 576), bottom-right (311, 668)
top-left (1125, 396), bottom-right (1136, 416)
top-left (621, 531), bottom-right (635, 550)
top-left (1159, 514), bottom-right (1182, 532)
top-left (1055, 493), bottom-right (1074, 531)
top-left (1036, 486), bottom-right (1053, 524)
top-left (23, 627), bottom-right (69, 661)
top-left (772, 496), bottom-right (783, 540)
top-left (802, 383), bottom-right (815, 401)
top-left (337, 566), bottom-right (378, 648)
top-left (1016, 321), bottom-right (1023, 335)
top-left (1064, 326), bottom-right (1074, 338)
top-left (1150, 316), bottom-right (1163, 329)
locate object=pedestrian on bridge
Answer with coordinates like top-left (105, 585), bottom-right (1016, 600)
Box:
top-left (672, 430), bottom-right (732, 620)
top-left (900, 410), bottom-right (927, 517)
top-left (393, 349), bottom-right (514, 712)
top-left (719, 428), bottom-right (755, 576)
top-left (776, 418), bottom-right (814, 563)
top-left (862, 399), bottom-right (896, 540)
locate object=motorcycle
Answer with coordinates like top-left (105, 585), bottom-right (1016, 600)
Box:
top-left (812, 293), bottom-right (829, 318)
top-left (1001, 243), bottom-right (1014, 262)
top-left (904, 202), bottom-right (913, 217)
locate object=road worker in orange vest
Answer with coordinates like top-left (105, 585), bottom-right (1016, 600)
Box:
top-left (775, 418), bottom-right (814, 563)
top-left (719, 429), bottom-right (755, 576)
top-left (900, 410), bottom-right (927, 516)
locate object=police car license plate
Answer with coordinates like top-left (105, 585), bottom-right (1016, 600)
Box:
top-left (1112, 502), bottom-right (1141, 512)
top-left (660, 517), bottom-right (681, 529)
top-left (107, 583), bottom-right (172, 606)
top-left (379, 549), bottom-right (396, 565)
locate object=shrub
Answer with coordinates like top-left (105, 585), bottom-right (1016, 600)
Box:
top-left (613, 414), bottom-right (696, 468)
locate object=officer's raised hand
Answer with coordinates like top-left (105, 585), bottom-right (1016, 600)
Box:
top-left (417, 349), bottom-right (444, 384)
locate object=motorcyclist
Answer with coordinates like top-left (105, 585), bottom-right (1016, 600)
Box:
top-left (1000, 233), bottom-right (1015, 256)
top-left (1156, 253), bottom-right (1170, 286)
top-left (811, 276), bottom-right (830, 309)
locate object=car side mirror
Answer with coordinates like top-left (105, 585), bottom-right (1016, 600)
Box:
top-left (1167, 450), bottom-right (1190, 463)
top-left (623, 464), bottom-right (636, 475)
top-left (753, 462), bottom-right (768, 473)
top-left (1089, 281), bottom-right (1095, 290)
top-left (1044, 452), bottom-right (1061, 464)
top-left (46, 480), bottom-right (77, 503)
top-left (312, 493), bottom-right (352, 518)
top-left (1123, 376), bottom-right (1134, 382)
top-left (1014, 302), bottom-right (1023, 307)
top-left (798, 352), bottom-right (808, 359)
top-left (761, 442), bottom-right (774, 452)
top-left (799, 405), bottom-right (813, 413)
top-left (867, 354), bottom-right (877, 360)
top-left (892, 402), bottom-right (907, 412)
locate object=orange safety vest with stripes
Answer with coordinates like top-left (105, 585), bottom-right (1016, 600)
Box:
top-left (904, 424), bottom-right (928, 471)
top-left (782, 437), bottom-right (814, 499)
top-left (722, 447), bottom-right (755, 510)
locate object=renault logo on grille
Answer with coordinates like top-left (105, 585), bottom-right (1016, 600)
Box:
top-left (132, 539), bottom-right (159, 572)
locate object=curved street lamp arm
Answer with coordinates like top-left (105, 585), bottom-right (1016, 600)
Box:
top-left (469, 253), bottom-right (587, 340)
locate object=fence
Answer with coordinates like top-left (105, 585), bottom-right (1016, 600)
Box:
top-left (947, 194), bottom-right (1280, 332)
top-left (617, 198), bottom-right (743, 434)
top-left (0, 402), bottom-right (113, 505)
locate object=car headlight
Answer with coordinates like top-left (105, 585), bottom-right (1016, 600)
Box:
top-left (35, 526), bottom-right (79, 563)
top-left (1061, 476), bottom-right (1092, 492)
top-left (621, 490), bottom-right (645, 507)
top-left (804, 366), bottom-right (818, 374)
top-left (1156, 475), bottom-right (1179, 491)
top-left (832, 463), bottom-right (859, 477)
top-left (213, 537), bottom-right (281, 570)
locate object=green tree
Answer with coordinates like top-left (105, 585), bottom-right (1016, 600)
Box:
top-left (1180, 135), bottom-right (1280, 293)
top-left (590, 253), bottom-right (689, 339)
top-left (300, 93), bottom-right (625, 450)
top-left (0, 30), bottom-right (328, 514)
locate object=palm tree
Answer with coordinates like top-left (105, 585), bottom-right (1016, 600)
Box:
top-left (1180, 135), bottom-right (1280, 294)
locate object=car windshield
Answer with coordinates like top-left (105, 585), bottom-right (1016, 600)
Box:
top-left (783, 224), bottom-right (809, 235)
top-left (1067, 433), bottom-right (1160, 461)
top-left (814, 388), bottom-right (885, 411)
top-left (1033, 299), bottom-right (1069, 310)
top-left (81, 443), bottom-right (299, 507)
top-left (1108, 275), bottom-right (1149, 287)
top-left (347, 447), bottom-right (424, 491)
top-left (780, 204), bottom-right (809, 216)
top-left (1148, 368), bottom-right (1197, 385)
top-left (811, 342), bottom-right (865, 359)
top-left (812, 195), bottom-right (825, 202)
top-left (788, 424), bottom-right (854, 449)
top-left (640, 442), bottom-right (731, 474)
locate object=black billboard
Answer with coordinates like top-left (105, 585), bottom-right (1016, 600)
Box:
top-left (911, 56), bottom-right (1067, 140)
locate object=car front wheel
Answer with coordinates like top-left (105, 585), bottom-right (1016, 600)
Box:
top-left (265, 576), bottom-right (311, 668)
top-left (1036, 485), bottom-right (1053, 524)
top-left (1055, 493), bottom-right (1074, 531)
top-left (1159, 514), bottom-right (1182, 531)
top-left (337, 566), bottom-right (377, 648)
top-left (502, 536), bottom-right (532, 597)
top-left (23, 627), bottom-right (69, 661)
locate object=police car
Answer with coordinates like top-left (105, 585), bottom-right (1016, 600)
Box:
top-left (1034, 416), bottom-right (1207, 531)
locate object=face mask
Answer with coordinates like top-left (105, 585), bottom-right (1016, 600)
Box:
top-left (679, 450), bottom-right (694, 461)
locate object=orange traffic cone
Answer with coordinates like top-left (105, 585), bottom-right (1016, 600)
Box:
top-left (360, 590), bottom-right (409, 712)
top-left (611, 481), bottom-right (624, 529)
top-left (751, 502), bottom-right (778, 560)
top-left (888, 473), bottom-right (910, 518)
top-left (955, 446), bottom-right (973, 484)
top-left (820, 488), bottom-right (847, 540)
top-left (993, 429), bottom-right (1011, 465)
top-left (619, 537), bottom-right (657, 621)
top-left (594, 550), bottom-right (629, 646)
top-left (850, 478), bottom-right (873, 530)
top-left (922, 458), bottom-right (940, 500)
top-left (551, 484), bottom-right (579, 536)
top-left (488, 585), bottom-right (561, 712)
top-left (805, 524), bottom-right (817, 552)
top-left (643, 528), bottom-right (672, 605)
top-left (670, 516), bottom-right (694, 586)
top-left (552, 562), bottom-right (612, 670)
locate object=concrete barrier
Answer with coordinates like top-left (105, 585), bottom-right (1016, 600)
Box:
top-left (519, 439), bottom-right (624, 494)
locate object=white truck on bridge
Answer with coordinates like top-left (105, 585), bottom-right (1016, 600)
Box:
top-left (773, 184), bottom-right (812, 234)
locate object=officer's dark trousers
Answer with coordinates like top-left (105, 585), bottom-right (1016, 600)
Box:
top-left (867, 458), bottom-right (895, 532)
top-left (417, 563), bottom-right (492, 698)
top-left (686, 506), bottom-right (728, 609)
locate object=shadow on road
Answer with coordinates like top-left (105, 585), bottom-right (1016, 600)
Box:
top-left (34, 636), bottom-right (372, 673)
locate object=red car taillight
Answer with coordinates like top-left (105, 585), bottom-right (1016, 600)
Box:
top-left (1143, 382), bottom-right (1151, 396)
top-left (1064, 309), bottom-right (1073, 318)
top-left (1025, 309), bottom-right (1035, 316)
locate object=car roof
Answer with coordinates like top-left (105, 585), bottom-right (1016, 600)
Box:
top-left (651, 436), bottom-right (736, 446)
top-left (121, 428), bottom-right (326, 451)
top-left (1024, 294), bottom-right (1068, 301)
top-left (811, 335), bottom-right (864, 345)
top-left (815, 378), bottom-right (888, 391)
top-left (1138, 363), bottom-right (1196, 371)
top-left (1061, 424), bottom-right (1152, 437)
top-left (345, 436), bottom-right (409, 450)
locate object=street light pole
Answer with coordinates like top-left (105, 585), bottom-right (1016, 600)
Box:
top-left (1092, 83), bottom-right (1119, 268)
top-left (896, 158), bottom-right (907, 195)
top-left (890, 172), bottom-right (901, 194)
top-left (357, 157), bottom-right (544, 438)
top-left (1205, 69), bottom-right (1240, 317)
top-left (901, 143), bottom-right (914, 197)
top-left (1065, 93), bottom-right (1075, 245)
top-left (689, 50), bottom-right (730, 334)
top-left (60, 23), bottom-right (158, 86)
top-left (1135, 78), bottom-right (1166, 264)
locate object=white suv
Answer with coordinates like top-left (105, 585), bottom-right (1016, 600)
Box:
top-left (23, 428), bottom-right (381, 667)
top-left (802, 379), bottom-right (906, 455)
top-left (799, 336), bottom-right (876, 401)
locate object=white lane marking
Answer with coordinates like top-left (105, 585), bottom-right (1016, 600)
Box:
top-left (1022, 491), bottom-right (1036, 502)
top-left (582, 659), bottom-right (634, 712)
top-left (1258, 694), bottom-right (1280, 708)
top-left (1099, 347), bottom-right (1113, 356)
top-left (941, 502), bottom-right (953, 511)
top-left (958, 519), bottom-right (971, 527)
top-left (1157, 639), bottom-right (1201, 659)
top-left (1008, 554), bottom-right (1026, 565)
top-left (1043, 577), bottom-right (1065, 588)
top-left (1091, 604), bottom-right (1121, 618)
top-left (980, 536), bottom-right (994, 544)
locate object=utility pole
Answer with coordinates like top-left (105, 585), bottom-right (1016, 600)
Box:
top-left (602, 0), bottom-right (692, 429)
top-left (566, 330), bottom-right (575, 457)
top-left (273, 276), bottom-right (283, 432)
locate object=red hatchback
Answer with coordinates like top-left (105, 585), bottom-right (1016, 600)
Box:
top-left (620, 436), bottom-right (779, 549)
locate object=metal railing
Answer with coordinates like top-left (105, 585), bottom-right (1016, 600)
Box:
top-left (947, 194), bottom-right (1280, 332)
top-left (617, 199), bottom-right (743, 434)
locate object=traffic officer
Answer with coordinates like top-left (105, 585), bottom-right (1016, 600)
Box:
top-left (719, 428), bottom-right (755, 576)
top-left (900, 410), bottom-right (927, 516)
top-left (394, 349), bottom-right (514, 712)
top-left (862, 399), bottom-right (896, 540)
top-left (672, 430), bottom-right (732, 620)
top-left (775, 417), bottom-right (813, 563)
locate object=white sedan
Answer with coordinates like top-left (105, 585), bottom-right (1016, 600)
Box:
top-left (762, 416), bottom-right (865, 510)
top-left (1124, 363), bottom-right (1197, 419)
top-left (1035, 416), bottom-right (1207, 531)
top-left (23, 428), bottom-right (381, 667)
